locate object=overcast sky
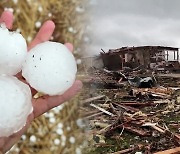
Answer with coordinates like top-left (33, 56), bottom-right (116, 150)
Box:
top-left (88, 0), bottom-right (180, 56)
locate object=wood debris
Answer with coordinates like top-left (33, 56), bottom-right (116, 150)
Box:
top-left (81, 67), bottom-right (180, 153)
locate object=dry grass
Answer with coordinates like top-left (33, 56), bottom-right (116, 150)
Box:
top-left (0, 0), bottom-right (87, 153)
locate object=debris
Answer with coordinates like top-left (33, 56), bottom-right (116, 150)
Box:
top-left (90, 103), bottom-right (114, 116)
top-left (154, 147), bottom-right (180, 154)
top-left (111, 144), bottom-right (143, 154)
top-left (80, 46), bottom-right (180, 153)
top-left (128, 76), bottom-right (154, 88)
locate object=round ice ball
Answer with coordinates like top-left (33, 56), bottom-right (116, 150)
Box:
top-left (0, 75), bottom-right (32, 137)
top-left (0, 25), bottom-right (27, 75)
top-left (22, 41), bottom-right (77, 96)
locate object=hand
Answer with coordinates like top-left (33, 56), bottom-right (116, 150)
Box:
top-left (0, 11), bottom-right (82, 153)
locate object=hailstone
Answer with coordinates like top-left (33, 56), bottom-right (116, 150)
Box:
top-left (0, 75), bottom-right (32, 137)
top-left (0, 24), bottom-right (27, 75)
top-left (22, 41), bottom-right (77, 96)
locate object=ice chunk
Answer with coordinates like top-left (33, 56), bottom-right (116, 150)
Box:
top-left (0, 75), bottom-right (32, 137)
top-left (0, 25), bottom-right (27, 75)
top-left (22, 41), bottom-right (77, 96)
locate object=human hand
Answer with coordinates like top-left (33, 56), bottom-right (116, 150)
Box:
top-left (0, 11), bottom-right (82, 153)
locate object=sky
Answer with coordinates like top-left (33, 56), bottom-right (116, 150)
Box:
top-left (88, 0), bottom-right (180, 56)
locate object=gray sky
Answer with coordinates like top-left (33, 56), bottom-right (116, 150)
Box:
top-left (88, 0), bottom-right (180, 56)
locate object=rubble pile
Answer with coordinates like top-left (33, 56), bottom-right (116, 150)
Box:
top-left (81, 67), bottom-right (180, 154)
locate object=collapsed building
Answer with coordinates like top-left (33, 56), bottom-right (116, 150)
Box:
top-left (100, 46), bottom-right (180, 71)
top-left (82, 46), bottom-right (180, 72)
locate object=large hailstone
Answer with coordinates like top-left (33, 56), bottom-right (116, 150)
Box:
top-left (22, 41), bottom-right (77, 96)
top-left (0, 24), bottom-right (27, 75)
top-left (0, 75), bottom-right (32, 137)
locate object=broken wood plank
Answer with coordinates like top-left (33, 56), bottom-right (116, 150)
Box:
top-left (90, 103), bottom-right (115, 116)
top-left (142, 123), bottom-right (165, 133)
top-left (121, 124), bottom-right (150, 136)
top-left (81, 95), bottom-right (106, 104)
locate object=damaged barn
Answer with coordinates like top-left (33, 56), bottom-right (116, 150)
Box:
top-left (99, 46), bottom-right (180, 72)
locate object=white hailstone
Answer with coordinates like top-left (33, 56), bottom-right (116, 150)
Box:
top-left (16, 28), bottom-right (21, 33)
top-left (49, 117), bottom-right (56, 123)
top-left (76, 59), bottom-right (82, 65)
top-left (76, 148), bottom-right (82, 154)
top-left (56, 128), bottom-right (63, 135)
top-left (54, 138), bottom-right (60, 145)
top-left (76, 119), bottom-right (85, 128)
top-left (68, 27), bottom-right (74, 33)
top-left (35, 21), bottom-right (41, 28)
top-left (57, 123), bottom-right (63, 128)
top-left (69, 136), bottom-right (76, 144)
top-left (12, 0), bottom-right (18, 4)
top-left (61, 135), bottom-right (66, 146)
top-left (135, 152), bottom-right (143, 154)
top-left (21, 135), bottom-right (27, 140)
top-left (0, 76), bottom-right (32, 137)
top-left (27, 36), bottom-right (32, 42)
top-left (0, 25), bottom-right (27, 76)
top-left (38, 6), bottom-right (43, 12)
top-left (67, 126), bottom-right (71, 131)
top-left (61, 135), bottom-right (66, 142)
top-left (48, 12), bottom-right (52, 17)
top-left (30, 135), bottom-right (37, 142)
top-left (48, 112), bottom-right (54, 118)
top-left (68, 27), bottom-right (77, 33)
top-left (16, 9), bottom-right (20, 13)
top-left (22, 41), bottom-right (77, 96)
top-left (61, 141), bottom-right (66, 147)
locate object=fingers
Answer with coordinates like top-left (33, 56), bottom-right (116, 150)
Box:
top-left (64, 43), bottom-right (73, 52)
top-left (27, 19), bottom-right (74, 54)
top-left (32, 80), bottom-right (83, 118)
top-left (28, 20), bottom-right (55, 50)
top-left (0, 11), bottom-right (13, 29)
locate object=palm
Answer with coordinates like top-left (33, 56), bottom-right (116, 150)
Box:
top-left (0, 11), bottom-right (82, 153)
